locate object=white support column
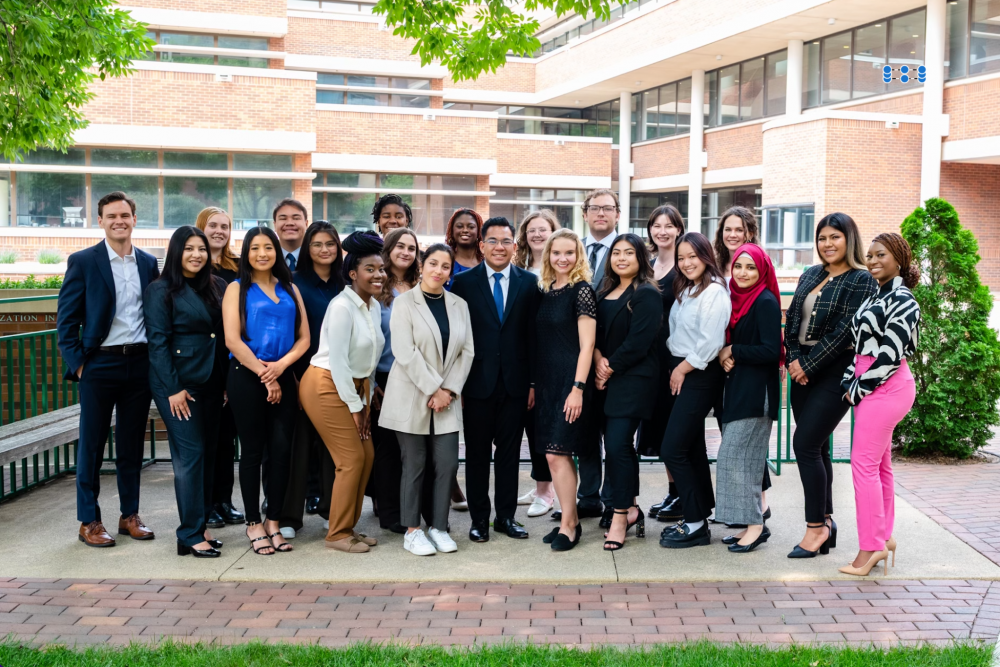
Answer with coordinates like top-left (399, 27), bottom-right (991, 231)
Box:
top-left (921, 0), bottom-right (946, 203)
top-left (688, 70), bottom-right (705, 234)
top-left (618, 90), bottom-right (632, 234)
top-left (786, 40), bottom-right (803, 117)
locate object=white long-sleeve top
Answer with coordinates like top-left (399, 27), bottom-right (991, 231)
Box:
top-left (309, 288), bottom-right (385, 413)
top-left (667, 280), bottom-right (732, 370)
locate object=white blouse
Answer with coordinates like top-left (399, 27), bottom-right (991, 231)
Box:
top-left (667, 280), bottom-right (732, 370)
top-left (310, 288), bottom-right (385, 413)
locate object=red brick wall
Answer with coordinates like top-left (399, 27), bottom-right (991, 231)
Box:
top-left (762, 119), bottom-right (828, 214)
top-left (848, 91), bottom-right (923, 114)
top-left (285, 17), bottom-right (420, 62)
top-left (445, 63), bottom-right (536, 93)
top-left (632, 136), bottom-right (689, 180)
top-left (316, 110), bottom-right (497, 158)
top-left (940, 162), bottom-right (1000, 288)
top-left (84, 69), bottom-right (315, 132)
top-left (705, 124), bottom-right (763, 170)
top-left (496, 139), bottom-right (611, 176)
top-left (944, 78), bottom-right (1000, 142)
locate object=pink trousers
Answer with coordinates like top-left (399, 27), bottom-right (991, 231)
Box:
top-left (850, 355), bottom-right (916, 552)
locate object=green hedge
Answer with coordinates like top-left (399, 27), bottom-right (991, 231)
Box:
top-left (0, 274), bottom-right (63, 289)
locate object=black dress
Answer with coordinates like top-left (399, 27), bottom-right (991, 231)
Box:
top-left (637, 268), bottom-right (677, 457)
top-left (534, 281), bottom-right (597, 456)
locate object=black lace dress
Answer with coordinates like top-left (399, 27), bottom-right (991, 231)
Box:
top-left (534, 281), bottom-right (597, 456)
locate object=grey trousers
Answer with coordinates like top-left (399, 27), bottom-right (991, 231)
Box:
top-left (715, 399), bottom-right (773, 526)
top-left (397, 428), bottom-right (459, 530)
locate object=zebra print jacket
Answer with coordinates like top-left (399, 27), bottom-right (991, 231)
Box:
top-left (841, 275), bottom-right (920, 405)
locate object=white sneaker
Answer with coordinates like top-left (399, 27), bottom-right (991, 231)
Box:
top-left (517, 489), bottom-right (536, 506)
top-left (527, 495), bottom-right (555, 517)
top-left (450, 500), bottom-right (468, 511)
top-left (322, 520), bottom-right (329, 531)
top-left (404, 529), bottom-right (437, 556)
top-left (427, 527), bottom-right (458, 553)
top-left (279, 526), bottom-right (296, 540)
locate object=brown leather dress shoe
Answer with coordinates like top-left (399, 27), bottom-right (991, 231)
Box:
top-left (118, 514), bottom-right (155, 540)
top-left (79, 521), bottom-right (116, 548)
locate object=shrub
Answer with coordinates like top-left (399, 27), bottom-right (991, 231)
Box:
top-left (0, 249), bottom-right (17, 264)
top-left (36, 249), bottom-right (63, 264)
top-left (0, 274), bottom-right (63, 289)
top-left (896, 198), bottom-right (1000, 458)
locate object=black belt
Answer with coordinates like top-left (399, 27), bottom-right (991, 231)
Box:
top-left (99, 343), bottom-right (148, 355)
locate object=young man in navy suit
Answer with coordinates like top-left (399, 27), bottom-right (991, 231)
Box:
top-left (57, 191), bottom-right (160, 547)
top-left (450, 217), bottom-right (539, 543)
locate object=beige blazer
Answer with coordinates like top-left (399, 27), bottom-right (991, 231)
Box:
top-left (378, 288), bottom-right (474, 435)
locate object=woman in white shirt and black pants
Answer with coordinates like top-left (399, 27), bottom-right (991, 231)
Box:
top-left (300, 232), bottom-right (386, 554)
top-left (659, 232), bottom-right (731, 549)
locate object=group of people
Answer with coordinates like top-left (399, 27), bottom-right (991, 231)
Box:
top-left (56, 187), bottom-right (920, 576)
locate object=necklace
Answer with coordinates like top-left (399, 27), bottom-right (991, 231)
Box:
top-left (423, 290), bottom-right (444, 300)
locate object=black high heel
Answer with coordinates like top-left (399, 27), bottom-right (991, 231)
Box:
top-left (177, 542), bottom-right (221, 558)
top-left (787, 522), bottom-right (831, 558)
top-left (604, 506), bottom-right (645, 551)
top-left (246, 522), bottom-right (274, 556)
top-left (206, 538), bottom-right (222, 549)
top-left (268, 532), bottom-right (293, 553)
top-left (826, 517), bottom-right (837, 549)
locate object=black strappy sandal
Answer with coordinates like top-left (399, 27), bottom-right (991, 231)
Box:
top-left (604, 506), bottom-right (646, 551)
top-left (245, 522), bottom-right (274, 555)
top-left (268, 532), bottom-right (293, 553)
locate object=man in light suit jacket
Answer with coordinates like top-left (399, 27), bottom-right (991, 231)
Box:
top-left (57, 191), bottom-right (160, 548)
top-left (450, 217), bottom-right (539, 543)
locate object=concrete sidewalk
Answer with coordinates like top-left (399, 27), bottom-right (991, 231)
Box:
top-left (0, 463), bottom-right (996, 584)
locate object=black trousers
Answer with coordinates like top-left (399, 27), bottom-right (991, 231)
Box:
top-left (279, 409), bottom-right (336, 530)
top-left (604, 416), bottom-right (641, 510)
top-left (463, 374), bottom-right (527, 523)
top-left (524, 404), bottom-right (552, 483)
top-left (790, 349), bottom-right (853, 524)
top-left (210, 404), bottom-right (237, 506)
top-left (661, 357), bottom-right (724, 523)
top-left (227, 359), bottom-right (297, 525)
top-left (152, 386), bottom-right (222, 546)
top-left (76, 350), bottom-right (151, 524)
top-left (577, 389), bottom-right (611, 509)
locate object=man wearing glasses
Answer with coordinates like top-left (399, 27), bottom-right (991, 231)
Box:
top-left (579, 189), bottom-right (621, 525)
top-left (451, 216), bottom-right (540, 543)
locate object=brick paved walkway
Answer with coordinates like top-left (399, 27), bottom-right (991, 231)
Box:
top-left (1, 577), bottom-right (997, 647)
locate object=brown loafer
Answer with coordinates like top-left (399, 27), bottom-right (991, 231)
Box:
top-left (118, 513), bottom-right (155, 540)
top-left (353, 531), bottom-right (378, 546)
top-left (79, 521), bottom-right (116, 548)
top-left (324, 536), bottom-right (369, 553)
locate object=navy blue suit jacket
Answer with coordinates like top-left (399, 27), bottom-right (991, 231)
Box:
top-left (449, 262), bottom-right (539, 400)
top-left (57, 241), bottom-right (160, 381)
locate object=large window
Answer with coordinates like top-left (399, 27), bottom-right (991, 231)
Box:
top-left (234, 179), bottom-right (293, 229)
top-left (316, 74), bottom-right (433, 108)
top-left (628, 193), bottom-right (689, 234)
top-left (701, 186), bottom-right (762, 240)
top-left (706, 50), bottom-right (787, 128)
top-left (165, 178), bottom-right (228, 228)
top-left (762, 205), bottom-right (815, 268)
top-left (16, 173), bottom-right (86, 227)
top-left (91, 175), bottom-right (159, 228)
top-left (143, 31), bottom-right (269, 68)
top-left (444, 101), bottom-right (619, 138)
top-left (313, 172), bottom-right (478, 236)
top-left (970, 0), bottom-right (1000, 75)
top-left (489, 188), bottom-right (588, 236)
top-left (632, 78), bottom-right (692, 142)
top-left (529, 0), bottom-right (657, 57)
top-left (805, 9), bottom-right (926, 109)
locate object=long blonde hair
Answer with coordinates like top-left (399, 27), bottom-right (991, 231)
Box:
top-left (194, 207), bottom-right (239, 273)
top-left (539, 228), bottom-right (592, 292)
top-left (513, 209), bottom-right (560, 270)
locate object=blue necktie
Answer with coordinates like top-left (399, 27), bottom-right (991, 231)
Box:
top-left (492, 272), bottom-right (504, 323)
top-left (286, 253), bottom-right (296, 271)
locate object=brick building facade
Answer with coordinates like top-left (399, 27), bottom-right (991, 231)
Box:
top-left (3, 0), bottom-right (999, 286)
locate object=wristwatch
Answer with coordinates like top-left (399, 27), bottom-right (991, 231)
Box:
top-left (572, 381), bottom-right (586, 391)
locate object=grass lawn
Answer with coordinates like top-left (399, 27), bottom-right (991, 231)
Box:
top-left (0, 640), bottom-right (993, 666)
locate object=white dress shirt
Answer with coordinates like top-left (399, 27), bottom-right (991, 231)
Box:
top-left (667, 280), bottom-right (732, 370)
top-left (485, 262), bottom-right (511, 310)
top-left (310, 288), bottom-right (385, 413)
top-left (283, 245), bottom-right (301, 269)
top-left (583, 232), bottom-right (617, 270)
top-left (102, 239), bottom-right (146, 345)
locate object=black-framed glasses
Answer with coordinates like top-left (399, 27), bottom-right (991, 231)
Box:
top-left (309, 241), bottom-right (340, 250)
top-left (585, 205), bottom-right (618, 214)
top-left (484, 239), bottom-right (514, 247)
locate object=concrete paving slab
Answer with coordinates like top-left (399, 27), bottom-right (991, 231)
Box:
top-left (0, 463), bottom-right (996, 583)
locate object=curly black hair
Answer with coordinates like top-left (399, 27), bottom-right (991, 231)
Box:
top-left (371, 194), bottom-right (412, 231)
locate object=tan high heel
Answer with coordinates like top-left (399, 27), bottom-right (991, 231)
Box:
top-left (838, 549), bottom-right (889, 577)
top-left (886, 536), bottom-right (896, 567)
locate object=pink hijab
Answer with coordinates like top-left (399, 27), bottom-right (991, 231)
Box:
top-left (727, 243), bottom-right (784, 366)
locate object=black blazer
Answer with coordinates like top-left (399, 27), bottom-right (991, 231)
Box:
top-left (784, 265), bottom-right (877, 378)
top-left (720, 289), bottom-right (781, 424)
top-left (450, 262), bottom-right (539, 400)
top-left (57, 241), bottom-right (160, 380)
top-left (143, 278), bottom-right (227, 397)
top-left (595, 282), bottom-right (662, 419)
